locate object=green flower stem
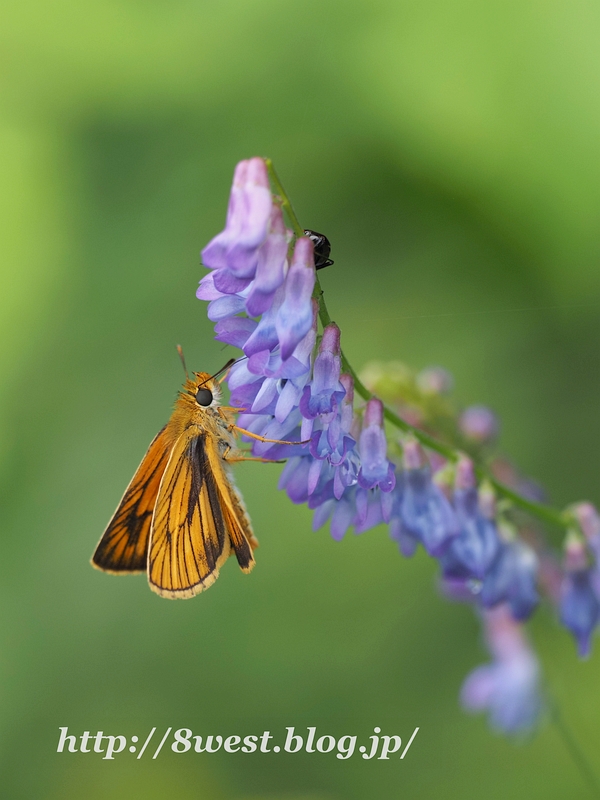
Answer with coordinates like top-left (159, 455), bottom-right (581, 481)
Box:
top-left (265, 158), bottom-right (305, 239)
top-left (266, 158), bottom-right (571, 537)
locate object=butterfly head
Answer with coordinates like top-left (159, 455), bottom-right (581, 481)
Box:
top-left (178, 358), bottom-right (236, 412)
top-left (179, 372), bottom-right (222, 409)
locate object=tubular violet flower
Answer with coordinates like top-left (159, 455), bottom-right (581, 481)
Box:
top-left (357, 399), bottom-right (395, 492)
top-left (559, 533), bottom-right (600, 658)
top-left (202, 157), bottom-right (273, 280)
top-left (461, 606), bottom-right (542, 734)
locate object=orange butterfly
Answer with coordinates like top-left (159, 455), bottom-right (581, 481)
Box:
top-left (91, 360), bottom-right (292, 599)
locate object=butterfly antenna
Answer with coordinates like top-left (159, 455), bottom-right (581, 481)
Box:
top-left (216, 354), bottom-right (249, 382)
top-left (196, 357), bottom-right (238, 388)
top-left (176, 345), bottom-right (189, 380)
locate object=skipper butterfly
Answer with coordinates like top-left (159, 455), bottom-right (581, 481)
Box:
top-left (92, 359), bottom-right (295, 598)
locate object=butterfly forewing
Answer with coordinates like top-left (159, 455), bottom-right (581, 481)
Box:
top-left (148, 429), bottom-right (249, 598)
top-left (92, 425), bottom-right (173, 574)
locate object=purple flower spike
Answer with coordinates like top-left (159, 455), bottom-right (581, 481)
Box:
top-left (202, 158), bottom-right (272, 279)
top-left (300, 324), bottom-right (345, 421)
top-left (461, 606), bottom-right (542, 734)
top-left (357, 398), bottom-right (395, 492)
top-left (275, 236), bottom-right (316, 361)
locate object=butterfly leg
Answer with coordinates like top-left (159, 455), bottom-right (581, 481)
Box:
top-left (231, 425), bottom-right (310, 446)
top-left (221, 445), bottom-right (285, 464)
top-left (218, 405), bottom-right (248, 415)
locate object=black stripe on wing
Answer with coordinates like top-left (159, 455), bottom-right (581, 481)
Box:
top-left (188, 434), bottom-right (227, 571)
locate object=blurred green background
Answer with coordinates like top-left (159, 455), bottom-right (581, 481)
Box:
top-left (2, 0), bottom-right (600, 797)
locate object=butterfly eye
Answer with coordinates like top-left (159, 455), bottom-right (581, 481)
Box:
top-left (195, 387), bottom-right (213, 406)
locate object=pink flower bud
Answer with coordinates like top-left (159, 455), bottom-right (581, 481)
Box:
top-left (416, 366), bottom-right (453, 395)
top-left (403, 439), bottom-right (426, 470)
top-left (459, 405), bottom-right (499, 444)
top-left (455, 456), bottom-right (476, 491)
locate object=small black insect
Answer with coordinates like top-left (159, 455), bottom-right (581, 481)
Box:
top-left (304, 230), bottom-right (334, 270)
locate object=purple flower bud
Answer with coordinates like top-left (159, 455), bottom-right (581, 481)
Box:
top-left (357, 398), bottom-right (396, 492)
top-left (455, 456), bottom-right (476, 490)
top-left (401, 465), bottom-right (459, 556)
top-left (402, 439), bottom-right (426, 470)
top-left (459, 405), bottom-right (499, 444)
top-left (573, 502), bottom-right (600, 542)
top-left (450, 502), bottom-right (500, 581)
top-left (560, 570), bottom-right (600, 658)
top-left (480, 541), bottom-right (538, 621)
top-left (461, 606), bottom-right (542, 734)
top-left (300, 324), bottom-right (345, 422)
top-left (449, 457), bottom-right (500, 579)
top-left (572, 503), bottom-right (600, 599)
top-left (275, 237), bottom-right (316, 361)
top-left (317, 380), bottom-right (356, 467)
top-left (339, 374), bottom-right (354, 429)
top-left (559, 534), bottom-right (599, 658)
top-left (478, 481), bottom-right (497, 520)
top-left (201, 158), bottom-right (272, 278)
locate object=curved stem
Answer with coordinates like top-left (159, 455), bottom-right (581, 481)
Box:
top-left (266, 158), bottom-right (571, 536)
top-left (268, 157), bottom-right (597, 788)
top-left (265, 159), bottom-right (305, 238)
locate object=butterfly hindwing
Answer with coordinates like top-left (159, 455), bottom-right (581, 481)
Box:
top-left (203, 445), bottom-right (257, 572)
top-left (92, 425), bottom-right (172, 574)
top-left (148, 431), bottom-right (234, 598)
